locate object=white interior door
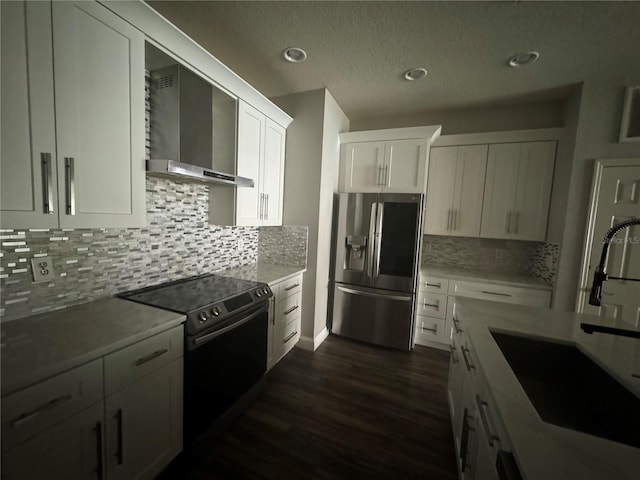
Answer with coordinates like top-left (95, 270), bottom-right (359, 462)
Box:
top-left (424, 146), bottom-right (457, 235)
top-left (580, 161), bottom-right (640, 326)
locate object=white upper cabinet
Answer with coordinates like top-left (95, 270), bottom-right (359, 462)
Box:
top-left (425, 145), bottom-right (487, 237)
top-left (0, 0), bottom-right (146, 229)
top-left (235, 100), bottom-right (286, 226)
top-left (339, 126), bottom-right (441, 194)
top-left (480, 141), bottom-right (556, 241)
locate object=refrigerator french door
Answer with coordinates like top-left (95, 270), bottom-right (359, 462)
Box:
top-left (332, 192), bottom-right (423, 350)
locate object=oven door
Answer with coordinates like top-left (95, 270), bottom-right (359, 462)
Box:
top-left (184, 301), bottom-right (268, 443)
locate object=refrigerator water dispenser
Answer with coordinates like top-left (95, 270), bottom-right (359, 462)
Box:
top-left (345, 235), bottom-right (367, 271)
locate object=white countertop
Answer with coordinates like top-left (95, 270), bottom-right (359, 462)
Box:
top-left (1, 298), bottom-right (184, 396)
top-left (456, 298), bottom-right (639, 480)
top-left (422, 265), bottom-right (552, 291)
top-left (219, 262), bottom-right (306, 285)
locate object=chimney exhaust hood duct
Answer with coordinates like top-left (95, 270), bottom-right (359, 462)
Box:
top-left (147, 64), bottom-right (253, 188)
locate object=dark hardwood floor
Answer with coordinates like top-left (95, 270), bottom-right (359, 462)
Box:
top-left (160, 335), bottom-right (458, 480)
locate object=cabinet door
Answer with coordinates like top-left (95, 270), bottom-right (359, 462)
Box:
top-left (0, 1), bottom-right (58, 228)
top-left (342, 141), bottom-right (385, 192)
top-left (451, 145), bottom-right (488, 237)
top-left (52, 1), bottom-right (145, 229)
top-left (511, 141), bottom-right (556, 241)
top-left (236, 100), bottom-right (265, 226)
top-left (262, 118), bottom-right (286, 226)
top-left (447, 335), bottom-right (465, 456)
top-left (384, 139), bottom-right (427, 193)
top-left (2, 402), bottom-right (104, 480)
top-left (105, 359), bottom-right (183, 480)
top-left (480, 143), bottom-right (520, 239)
top-left (424, 146), bottom-right (457, 235)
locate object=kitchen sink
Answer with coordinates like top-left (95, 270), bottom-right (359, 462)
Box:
top-left (491, 331), bottom-right (640, 448)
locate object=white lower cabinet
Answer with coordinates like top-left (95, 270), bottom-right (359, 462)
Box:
top-left (267, 273), bottom-right (303, 370)
top-left (414, 273), bottom-right (551, 349)
top-left (1, 326), bottom-right (184, 480)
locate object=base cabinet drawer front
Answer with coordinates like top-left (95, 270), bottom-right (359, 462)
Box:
top-left (448, 280), bottom-right (551, 307)
top-left (279, 274), bottom-right (303, 298)
top-left (273, 316), bottom-right (300, 362)
top-left (104, 326), bottom-right (183, 395)
top-left (2, 401), bottom-right (105, 480)
top-left (416, 291), bottom-right (447, 318)
top-left (1, 359), bottom-right (103, 451)
top-left (419, 276), bottom-right (449, 294)
top-left (276, 291), bottom-right (302, 328)
top-left (105, 358), bottom-right (183, 480)
top-left (414, 315), bottom-right (447, 345)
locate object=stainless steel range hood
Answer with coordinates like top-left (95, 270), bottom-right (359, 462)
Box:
top-left (147, 63), bottom-right (252, 188)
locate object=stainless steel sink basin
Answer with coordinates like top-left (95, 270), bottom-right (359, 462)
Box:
top-left (491, 331), bottom-right (640, 448)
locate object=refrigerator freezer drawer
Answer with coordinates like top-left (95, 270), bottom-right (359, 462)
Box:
top-left (332, 283), bottom-right (414, 350)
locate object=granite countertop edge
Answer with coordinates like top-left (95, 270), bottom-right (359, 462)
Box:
top-left (421, 264), bottom-right (552, 291)
top-left (455, 297), bottom-right (639, 480)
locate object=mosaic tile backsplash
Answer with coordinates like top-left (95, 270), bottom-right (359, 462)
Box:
top-left (258, 226), bottom-right (308, 268)
top-left (0, 177), bottom-right (264, 322)
top-left (422, 235), bottom-right (559, 286)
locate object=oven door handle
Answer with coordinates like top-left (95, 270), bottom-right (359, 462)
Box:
top-left (193, 302), bottom-right (269, 347)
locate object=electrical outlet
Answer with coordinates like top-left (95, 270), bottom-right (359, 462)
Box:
top-left (494, 249), bottom-right (503, 261)
top-left (31, 256), bottom-right (55, 283)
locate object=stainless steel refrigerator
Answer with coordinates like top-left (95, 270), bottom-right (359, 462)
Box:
top-left (331, 192), bottom-right (423, 350)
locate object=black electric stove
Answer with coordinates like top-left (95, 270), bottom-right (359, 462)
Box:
top-left (120, 273), bottom-right (272, 335)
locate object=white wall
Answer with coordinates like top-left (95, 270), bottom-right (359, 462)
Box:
top-left (350, 101), bottom-right (564, 134)
top-left (553, 81), bottom-right (640, 311)
top-left (272, 88), bottom-right (349, 344)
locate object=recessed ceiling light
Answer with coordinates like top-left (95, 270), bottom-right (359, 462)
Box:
top-left (508, 51), bottom-right (540, 67)
top-left (282, 47), bottom-right (307, 63)
top-left (403, 68), bottom-right (428, 81)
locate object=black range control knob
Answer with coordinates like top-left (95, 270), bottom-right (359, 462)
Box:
top-left (262, 287), bottom-right (269, 295)
top-left (198, 311), bottom-right (209, 323)
top-left (211, 306), bottom-right (220, 317)
top-left (256, 289), bottom-right (262, 297)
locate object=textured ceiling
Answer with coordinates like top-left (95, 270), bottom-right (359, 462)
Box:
top-left (147, 1), bottom-right (640, 122)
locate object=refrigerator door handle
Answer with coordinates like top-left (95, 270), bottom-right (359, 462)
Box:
top-left (373, 202), bottom-right (384, 279)
top-left (336, 285), bottom-right (412, 302)
top-left (366, 202), bottom-right (377, 278)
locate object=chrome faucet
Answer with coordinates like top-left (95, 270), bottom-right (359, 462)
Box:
top-left (581, 218), bottom-right (640, 339)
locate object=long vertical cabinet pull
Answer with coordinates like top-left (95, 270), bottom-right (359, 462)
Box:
top-left (460, 408), bottom-right (475, 473)
top-left (259, 193), bottom-right (264, 220)
top-left (384, 164), bottom-right (389, 186)
top-left (447, 209), bottom-right (452, 231)
top-left (373, 202), bottom-right (384, 279)
top-left (453, 209), bottom-right (458, 231)
top-left (94, 421), bottom-right (104, 480)
top-left (265, 194), bottom-right (269, 219)
top-left (65, 157), bottom-right (76, 215)
top-left (41, 153), bottom-right (54, 214)
top-left (377, 165), bottom-right (383, 186)
top-left (114, 409), bottom-right (123, 465)
top-left (514, 211), bottom-right (520, 234)
top-left (505, 211), bottom-right (512, 234)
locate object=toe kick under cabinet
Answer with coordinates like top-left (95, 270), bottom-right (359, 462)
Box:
top-left (1, 326), bottom-right (184, 480)
top-left (267, 273), bottom-right (303, 370)
top-left (414, 274), bottom-right (551, 350)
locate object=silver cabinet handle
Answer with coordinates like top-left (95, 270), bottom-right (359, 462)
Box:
top-left (476, 395), bottom-right (501, 447)
top-left (259, 193), bottom-right (263, 220)
top-left (11, 394), bottom-right (73, 427)
top-left (265, 193), bottom-right (269, 219)
top-left (284, 283), bottom-right (300, 291)
top-left (453, 209), bottom-right (458, 231)
top-left (284, 305), bottom-right (299, 315)
top-left (65, 157), bottom-right (76, 215)
top-left (447, 209), bottom-right (452, 230)
top-left (283, 331), bottom-right (297, 343)
top-left (115, 409), bottom-right (123, 465)
top-left (449, 344), bottom-right (458, 364)
top-left (426, 282), bottom-right (441, 288)
top-left (461, 346), bottom-right (475, 372)
top-left (452, 316), bottom-right (462, 334)
top-left (506, 211), bottom-right (511, 234)
top-left (514, 211), bottom-right (520, 234)
top-left (377, 165), bottom-right (383, 186)
top-left (480, 290), bottom-right (511, 297)
top-left (41, 153), bottom-right (54, 214)
top-left (460, 408), bottom-right (475, 473)
top-left (134, 348), bottom-right (168, 366)
top-left (421, 325), bottom-right (438, 334)
top-left (384, 164), bottom-right (389, 186)
top-left (423, 300), bottom-right (440, 309)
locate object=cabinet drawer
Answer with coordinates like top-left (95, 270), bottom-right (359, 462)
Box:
top-left (1, 359), bottom-right (103, 451)
top-left (278, 274), bottom-right (303, 298)
top-left (416, 291), bottom-right (447, 318)
top-left (419, 276), bottom-right (449, 294)
top-left (104, 325), bottom-right (183, 395)
top-left (414, 315), bottom-right (448, 345)
top-left (448, 280), bottom-right (551, 307)
top-left (275, 317), bottom-right (300, 352)
top-left (276, 292), bottom-right (302, 328)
